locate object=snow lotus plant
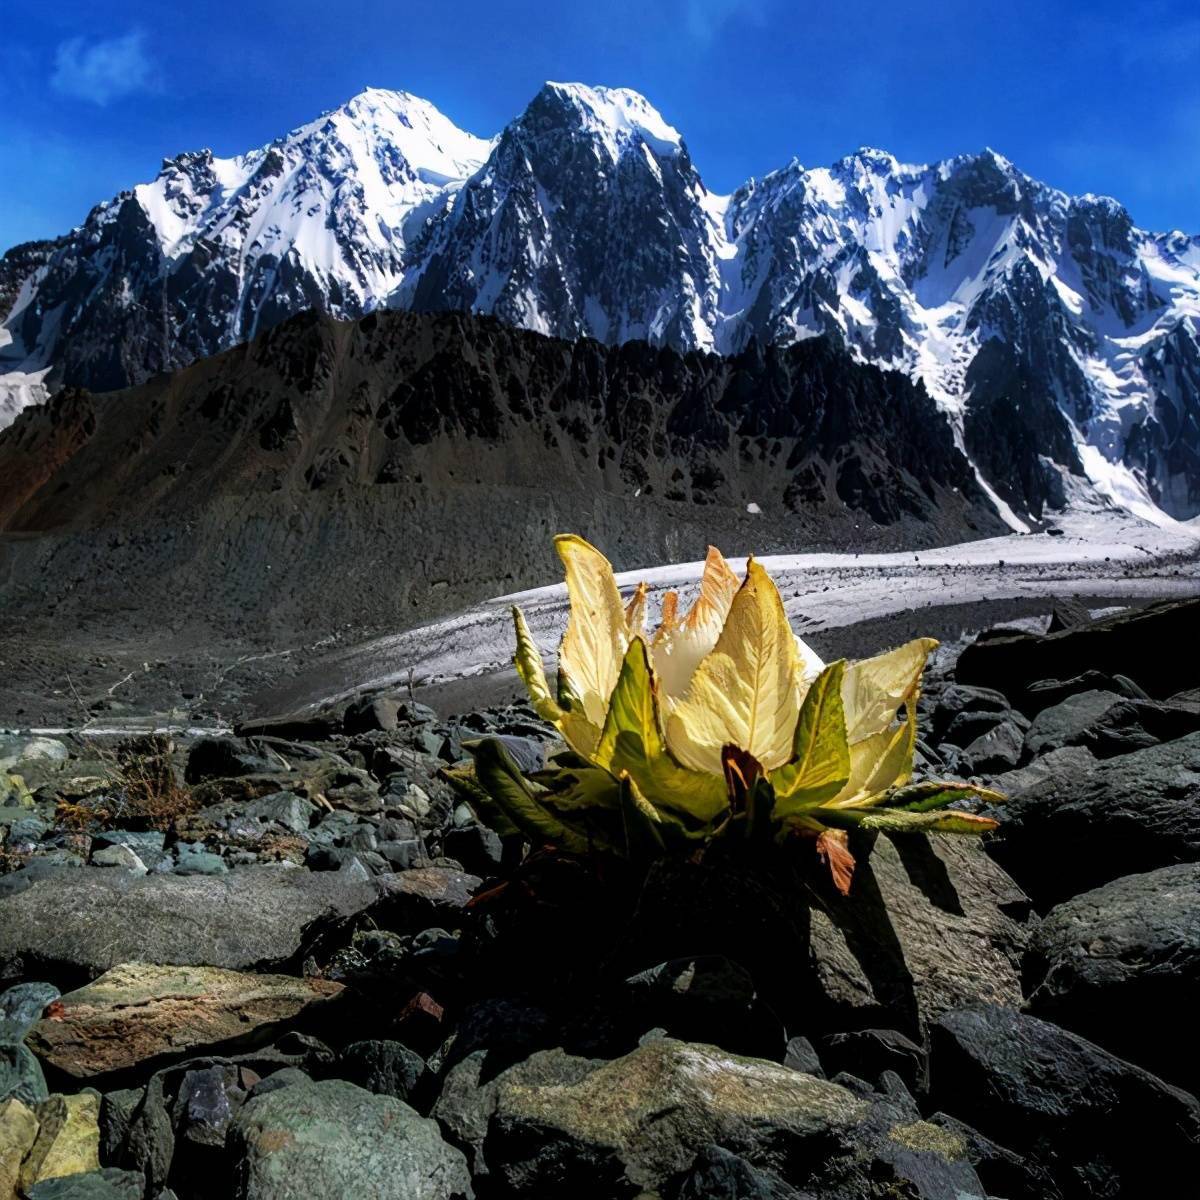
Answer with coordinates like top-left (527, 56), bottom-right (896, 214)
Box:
top-left (454, 535), bottom-right (1000, 893)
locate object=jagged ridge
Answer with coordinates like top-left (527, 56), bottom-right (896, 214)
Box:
top-left (2, 82), bottom-right (1199, 523)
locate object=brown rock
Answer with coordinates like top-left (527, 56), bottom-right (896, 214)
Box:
top-left (28, 963), bottom-right (343, 1081)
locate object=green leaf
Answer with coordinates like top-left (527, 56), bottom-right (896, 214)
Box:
top-left (771, 659), bottom-right (850, 810)
top-left (512, 606), bottom-right (565, 725)
top-left (883, 780), bottom-right (1006, 812)
top-left (619, 774), bottom-right (669, 863)
top-left (593, 637), bottom-right (728, 830)
top-left (816, 806), bottom-right (999, 835)
top-left (442, 761), bottom-right (521, 838)
top-left (471, 738), bottom-right (599, 853)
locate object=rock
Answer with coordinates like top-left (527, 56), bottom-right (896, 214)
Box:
top-left (931, 685), bottom-right (1010, 740)
top-left (1025, 863), bottom-right (1200, 1092)
top-left (343, 695), bottom-right (407, 734)
top-left (235, 711), bottom-right (343, 742)
top-left (1024, 669), bottom-right (1144, 713)
top-left (0, 982), bottom-right (59, 1108)
top-left (0, 864), bottom-right (379, 978)
top-left (987, 733), bottom-right (1200, 908)
top-left (27, 963), bottom-right (344, 1081)
top-left (24, 1168), bottom-right (146, 1199)
top-left (247, 1067), bottom-right (311, 1098)
top-left (960, 719), bottom-right (1024, 774)
top-left (172, 844), bottom-right (227, 876)
top-left (242, 792), bottom-right (315, 835)
top-left (1023, 688), bottom-right (1200, 760)
top-left (441, 826), bottom-right (502, 877)
top-left (0, 982), bottom-right (60, 1042)
top-left (819, 1029), bottom-right (925, 1092)
top-left (955, 597), bottom-right (1200, 703)
top-left (1023, 689), bottom-right (1128, 758)
top-left (20, 1092), bottom-right (102, 1192)
top-left (486, 1038), bottom-right (985, 1197)
top-left (1045, 598), bottom-right (1093, 633)
top-left (987, 744), bottom-right (1095, 798)
top-left (672, 1144), bottom-right (810, 1199)
top-left (185, 738), bottom-right (280, 784)
top-left (229, 1078), bottom-right (472, 1200)
top-left (804, 835), bottom-right (1031, 1036)
top-left (782, 1037), bottom-right (824, 1077)
top-left (926, 1112), bottom-right (1062, 1200)
top-left (339, 1040), bottom-right (425, 1102)
top-left (942, 709), bottom-right (1009, 747)
top-left (619, 955), bottom-right (782, 1059)
top-left (1, 1097), bottom-right (40, 1197)
top-left (170, 1063), bottom-right (249, 1178)
top-left (928, 1004), bottom-right (1200, 1197)
top-left (90, 845), bottom-right (147, 874)
top-left (0, 736), bottom-right (69, 773)
top-left (371, 867), bottom-right (480, 930)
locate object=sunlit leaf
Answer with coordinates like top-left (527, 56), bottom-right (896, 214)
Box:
top-left (594, 636), bottom-right (728, 827)
top-left (651, 546), bottom-right (740, 700)
top-left (512, 606), bottom-right (566, 725)
top-left (772, 660), bottom-right (850, 807)
top-left (556, 534), bottom-right (629, 736)
top-left (667, 560), bottom-right (802, 773)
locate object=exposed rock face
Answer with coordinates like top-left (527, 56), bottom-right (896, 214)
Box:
top-left (986, 732), bottom-right (1200, 908)
top-left (27, 964), bottom-right (344, 1081)
top-left (1025, 863), bottom-right (1200, 1093)
top-left (228, 1078), bottom-right (473, 1200)
top-left (0, 309), bottom-right (1001, 640)
top-left (955, 597), bottom-right (1200, 704)
top-left (484, 1038), bottom-right (987, 1197)
top-left (0, 865), bottom-right (378, 981)
top-left (928, 1005), bottom-right (1200, 1199)
top-left (5, 83), bottom-right (1198, 518)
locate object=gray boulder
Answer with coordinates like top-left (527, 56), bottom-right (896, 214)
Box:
top-left (230, 1078), bottom-right (472, 1199)
top-left (1026, 863), bottom-right (1200, 1092)
top-left (805, 835), bottom-right (1031, 1036)
top-left (928, 1004), bottom-right (1200, 1197)
top-left (988, 733), bottom-right (1200, 907)
top-left (484, 1038), bottom-right (986, 1197)
top-left (0, 864), bottom-right (378, 978)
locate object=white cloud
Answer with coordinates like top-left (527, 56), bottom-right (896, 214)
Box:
top-left (50, 30), bottom-right (155, 106)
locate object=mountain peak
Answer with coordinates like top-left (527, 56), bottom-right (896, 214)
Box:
top-left (531, 81), bottom-right (684, 158)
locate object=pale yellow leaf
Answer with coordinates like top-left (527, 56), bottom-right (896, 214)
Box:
top-left (651, 546), bottom-right (740, 700)
top-left (624, 581), bottom-right (648, 638)
top-left (841, 638), bottom-right (936, 743)
top-left (555, 534), bottom-right (629, 733)
top-left (666, 559), bottom-right (802, 773)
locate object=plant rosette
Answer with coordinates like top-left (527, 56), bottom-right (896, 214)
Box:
top-left (447, 535), bottom-right (1001, 895)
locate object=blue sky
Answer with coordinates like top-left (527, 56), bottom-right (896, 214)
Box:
top-left (2, 0), bottom-right (1198, 249)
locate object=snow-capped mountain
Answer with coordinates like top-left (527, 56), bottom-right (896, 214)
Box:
top-left (3, 82), bottom-right (1199, 527)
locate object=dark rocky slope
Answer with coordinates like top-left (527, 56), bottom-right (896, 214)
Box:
top-left (0, 309), bottom-right (1002, 642)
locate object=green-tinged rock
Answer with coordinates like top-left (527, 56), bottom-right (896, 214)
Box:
top-left (24, 1166), bottom-right (145, 1195)
top-left (1, 1096), bottom-right (40, 1198)
top-left (229, 1079), bottom-right (472, 1200)
top-left (488, 1038), bottom-right (870, 1194)
top-left (28, 963), bottom-right (344, 1081)
top-left (1, 1041), bottom-right (49, 1106)
top-left (20, 1092), bottom-right (101, 1191)
top-left (25, 1168), bottom-right (146, 1199)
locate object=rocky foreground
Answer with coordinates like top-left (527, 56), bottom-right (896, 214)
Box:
top-left (3, 599), bottom-right (1200, 1198)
